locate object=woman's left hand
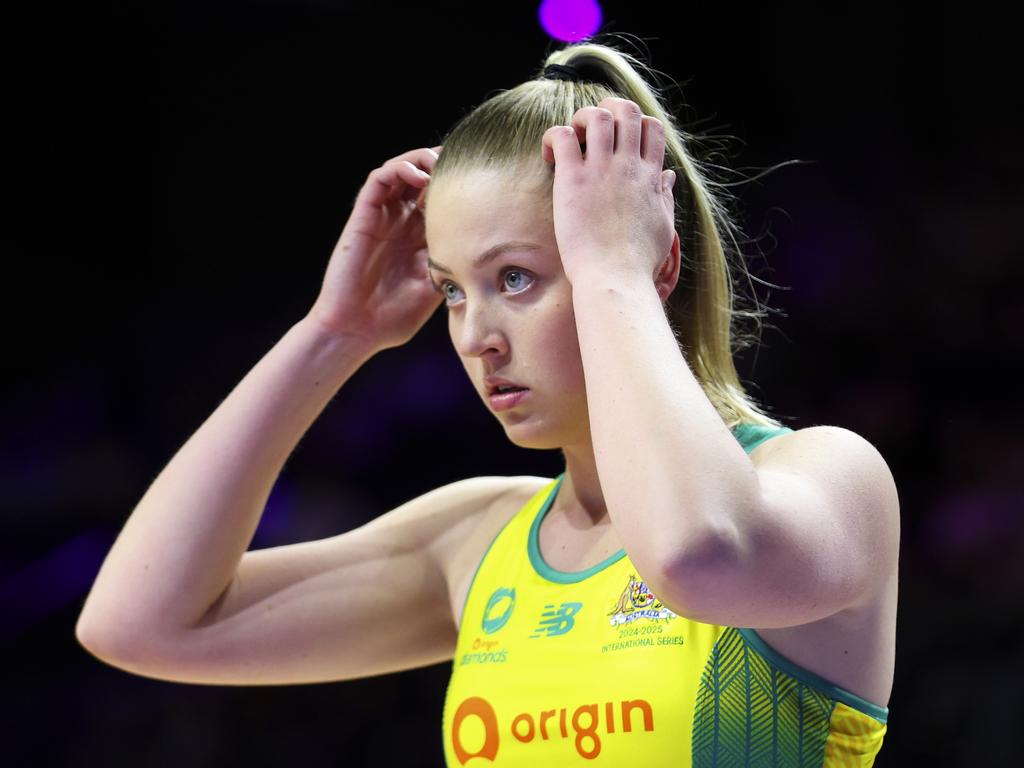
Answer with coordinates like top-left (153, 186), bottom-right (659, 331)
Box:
top-left (541, 97), bottom-right (677, 286)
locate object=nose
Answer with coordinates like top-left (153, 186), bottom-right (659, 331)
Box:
top-left (453, 302), bottom-right (509, 360)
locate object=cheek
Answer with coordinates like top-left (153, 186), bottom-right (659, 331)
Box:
top-left (542, 307), bottom-right (585, 377)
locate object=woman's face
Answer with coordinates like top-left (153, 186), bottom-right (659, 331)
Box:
top-left (424, 167), bottom-right (590, 450)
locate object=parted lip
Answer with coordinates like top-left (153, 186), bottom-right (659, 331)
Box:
top-left (483, 376), bottom-right (528, 395)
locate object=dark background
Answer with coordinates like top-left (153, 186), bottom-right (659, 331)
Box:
top-left (2, 0), bottom-right (1021, 765)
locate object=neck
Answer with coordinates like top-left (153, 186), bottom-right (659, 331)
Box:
top-left (557, 440), bottom-right (608, 528)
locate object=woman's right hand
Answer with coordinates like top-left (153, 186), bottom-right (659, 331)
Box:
top-left (309, 146), bottom-right (443, 351)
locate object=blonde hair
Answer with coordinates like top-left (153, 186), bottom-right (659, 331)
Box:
top-left (427, 34), bottom-right (791, 429)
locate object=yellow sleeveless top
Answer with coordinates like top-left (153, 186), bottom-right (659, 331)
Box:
top-left (441, 424), bottom-right (889, 766)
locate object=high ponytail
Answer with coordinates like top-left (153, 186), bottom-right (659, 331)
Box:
top-left (429, 34), bottom-right (789, 429)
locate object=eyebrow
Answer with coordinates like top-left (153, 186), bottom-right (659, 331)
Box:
top-left (426, 241), bottom-right (543, 274)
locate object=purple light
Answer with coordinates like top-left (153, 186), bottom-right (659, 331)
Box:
top-left (252, 476), bottom-right (297, 548)
top-left (538, 0), bottom-right (603, 43)
top-left (0, 527), bottom-right (113, 642)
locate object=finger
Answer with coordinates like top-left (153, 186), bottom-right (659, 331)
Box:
top-left (641, 115), bottom-right (666, 165)
top-left (570, 106), bottom-right (614, 161)
top-left (421, 146), bottom-right (441, 172)
top-left (415, 145), bottom-right (442, 174)
top-left (389, 159), bottom-right (432, 204)
top-left (541, 125), bottom-right (583, 166)
top-left (381, 160), bottom-right (431, 203)
top-left (386, 147), bottom-right (441, 174)
top-left (659, 169), bottom-right (675, 202)
top-left (360, 160), bottom-right (431, 208)
top-left (600, 97), bottom-right (643, 157)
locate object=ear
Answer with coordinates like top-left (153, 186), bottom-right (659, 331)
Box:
top-left (654, 229), bottom-right (681, 303)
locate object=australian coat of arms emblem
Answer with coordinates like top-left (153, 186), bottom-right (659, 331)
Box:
top-left (608, 573), bottom-right (679, 626)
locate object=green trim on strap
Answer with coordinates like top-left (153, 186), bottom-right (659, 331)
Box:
top-left (737, 628), bottom-right (889, 724)
top-left (732, 422), bottom-right (794, 454)
top-left (458, 511), bottom-right (510, 631)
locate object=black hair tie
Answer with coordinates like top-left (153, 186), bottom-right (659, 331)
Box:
top-left (541, 62), bottom-right (615, 90)
top-left (543, 63), bottom-right (581, 82)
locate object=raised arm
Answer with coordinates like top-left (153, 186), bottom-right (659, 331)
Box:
top-left (75, 315), bottom-right (374, 652)
top-left (76, 146), bottom-right (463, 682)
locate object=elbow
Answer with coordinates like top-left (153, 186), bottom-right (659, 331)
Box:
top-left (75, 612), bottom-right (119, 661)
top-left (75, 607), bottom-right (99, 649)
top-left (654, 521), bottom-right (743, 621)
top-left (75, 619), bottom-right (166, 673)
top-left (74, 608), bottom-right (146, 664)
top-left (659, 513), bottom-right (742, 578)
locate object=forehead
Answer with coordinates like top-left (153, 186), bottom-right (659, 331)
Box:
top-left (425, 167), bottom-right (552, 248)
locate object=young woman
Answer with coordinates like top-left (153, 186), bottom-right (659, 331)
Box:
top-left (77, 38), bottom-right (899, 766)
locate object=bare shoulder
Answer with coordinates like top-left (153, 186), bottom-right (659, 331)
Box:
top-left (752, 423), bottom-right (893, 476)
top-left (753, 424), bottom-right (900, 578)
top-left (429, 475), bottom-right (552, 613)
top-left (359, 475), bottom-right (537, 543)
top-left (427, 475), bottom-right (553, 572)
top-left (744, 425), bottom-right (900, 705)
top-left (340, 474), bottom-right (543, 576)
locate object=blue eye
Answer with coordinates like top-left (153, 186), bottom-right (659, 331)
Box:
top-left (438, 268), bottom-right (534, 307)
top-left (435, 280), bottom-right (464, 305)
top-left (504, 270), bottom-right (526, 291)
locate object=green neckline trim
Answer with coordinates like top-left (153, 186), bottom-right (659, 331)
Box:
top-left (736, 628), bottom-right (889, 724)
top-left (527, 473), bottom-right (629, 583)
top-left (525, 424), bottom-right (793, 584)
